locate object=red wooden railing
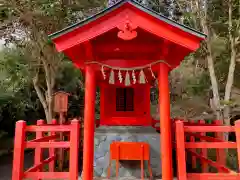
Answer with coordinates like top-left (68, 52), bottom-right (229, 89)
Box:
top-left (175, 119), bottom-right (240, 180)
top-left (12, 119), bottom-right (80, 180)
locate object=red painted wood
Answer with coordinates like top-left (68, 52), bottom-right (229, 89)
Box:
top-left (26, 125), bottom-right (72, 132)
top-left (95, 42), bottom-right (160, 53)
top-left (12, 118), bottom-right (80, 180)
top-left (184, 126), bottom-right (235, 132)
top-left (158, 63), bottom-right (173, 180)
top-left (49, 119), bottom-right (57, 172)
top-left (185, 142), bottom-right (237, 149)
top-left (30, 134), bottom-right (58, 142)
top-left (187, 173), bottom-right (240, 180)
top-left (100, 83), bottom-right (151, 126)
top-left (141, 145), bottom-right (144, 179)
top-left (174, 120), bottom-right (240, 180)
top-left (175, 121), bottom-right (187, 180)
top-left (12, 121), bottom-right (26, 180)
top-left (34, 120), bottom-right (44, 180)
top-left (100, 117), bottom-right (151, 126)
top-left (116, 144), bottom-right (119, 178)
top-left (234, 120), bottom-right (240, 172)
top-left (108, 142), bottom-right (152, 180)
top-left (53, 3), bottom-right (203, 52)
top-left (69, 120), bottom-right (80, 180)
top-left (59, 113), bottom-right (65, 171)
top-left (187, 149), bottom-right (232, 173)
top-left (26, 142), bottom-right (70, 148)
top-left (189, 120), bottom-right (197, 169)
top-left (82, 65), bottom-right (96, 180)
top-left (53, 91), bottom-right (69, 113)
top-left (199, 120), bottom-right (208, 172)
top-left (24, 172), bottom-right (69, 179)
top-left (54, 8), bottom-right (129, 51)
top-left (51, 2), bottom-right (205, 76)
top-left (25, 156), bottom-right (56, 173)
top-left (131, 9), bottom-right (201, 51)
top-left (214, 120), bottom-right (226, 171)
top-left (110, 142), bottom-right (150, 160)
top-left (186, 132), bottom-right (224, 142)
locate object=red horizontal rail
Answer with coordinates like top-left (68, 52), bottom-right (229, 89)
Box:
top-left (12, 119), bottom-right (80, 180)
top-left (24, 172), bottom-right (69, 179)
top-left (187, 173), bottom-right (240, 180)
top-left (29, 134), bottom-right (59, 142)
top-left (184, 123), bottom-right (219, 126)
top-left (173, 119), bottom-right (220, 125)
top-left (26, 142), bottom-right (70, 148)
top-left (184, 126), bottom-right (235, 132)
top-left (187, 149), bottom-right (233, 173)
top-left (25, 155), bottom-right (56, 173)
top-left (185, 142), bottom-right (237, 149)
top-left (26, 125), bottom-right (72, 132)
top-left (186, 132), bottom-right (224, 142)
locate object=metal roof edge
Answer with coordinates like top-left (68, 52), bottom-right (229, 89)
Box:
top-left (48, 0), bottom-right (206, 40)
top-left (129, 0), bottom-right (206, 39)
top-left (48, 0), bottom-right (130, 39)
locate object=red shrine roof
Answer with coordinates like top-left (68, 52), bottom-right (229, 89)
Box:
top-left (49, 0), bottom-right (206, 78)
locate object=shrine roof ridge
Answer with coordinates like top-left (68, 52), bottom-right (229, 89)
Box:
top-left (48, 0), bottom-right (206, 40)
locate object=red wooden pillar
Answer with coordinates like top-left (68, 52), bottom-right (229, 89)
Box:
top-left (235, 120), bottom-right (240, 172)
top-left (214, 120), bottom-right (225, 170)
top-left (158, 62), bottom-right (173, 180)
top-left (49, 119), bottom-right (57, 172)
top-left (70, 119), bottom-right (80, 180)
top-left (189, 120), bottom-right (196, 169)
top-left (199, 120), bottom-right (208, 172)
top-left (12, 120), bottom-right (26, 180)
top-left (35, 120), bottom-right (44, 180)
top-left (82, 65), bottom-right (96, 180)
top-left (175, 120), bottom-right (187, 180)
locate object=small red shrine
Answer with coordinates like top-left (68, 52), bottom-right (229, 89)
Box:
top-left (49, 0), bottom-right (205, 179)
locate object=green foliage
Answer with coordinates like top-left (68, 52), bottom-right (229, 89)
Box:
top-left (186, 72), bottom-right (210, 96)
top-left (0, 47), bottom-right (85, 135)
top-left (0, 0), bottom-right (239, 135)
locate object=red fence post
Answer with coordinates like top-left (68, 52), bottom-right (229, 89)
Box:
top-left (59, 113), bottom-right (65, 171)
top-left (175, 120), bottom-right (187, 180)
top-left (199, 120), bottom-right (208, 172)
top-left (189, 120), bottom-right (197, 169)
top-left (214, 120), bottom-right (226, 171)
top-left (12, 120), bottom-right (26, 180)
top-left (235, 120), bottom-right (240, 172)
top-left (69, 119), bottom-right (80, 180)
top-left (34, 120), bottom-right (44, 179)
top-left (49, 119), bottom-right (57, 172)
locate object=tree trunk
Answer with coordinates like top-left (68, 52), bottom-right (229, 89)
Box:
top-left (199, 2), bottom-right (222, 120)
top-left (222, 0), bottom-right (237, 141)
top-left (43, 62), bottom-right (55, 124)
top-left (224, 0), bottom-right (236, 120)
top-left (33, 73), bottom-right (50, 122)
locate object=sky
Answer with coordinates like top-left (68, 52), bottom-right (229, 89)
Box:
top-left (0, 39), bottom-right (5, 50)
top-left (0, 39), bottom-right (5, 45)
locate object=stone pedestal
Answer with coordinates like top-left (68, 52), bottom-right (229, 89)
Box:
top-left (94, 126), bottom-right (161, 178)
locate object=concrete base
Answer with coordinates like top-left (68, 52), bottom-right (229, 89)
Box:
top-left (94, 126), bottom-right (161, 178)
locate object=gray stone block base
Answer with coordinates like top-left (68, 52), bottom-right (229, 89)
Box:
top-left (94, 126), bottom-right (161, 178)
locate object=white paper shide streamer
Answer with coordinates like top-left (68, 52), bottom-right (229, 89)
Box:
top-left (95, 60), bottom-right (170, 86)
top-left (109, 69), bottom-right (115, 84)
top-left (124, 71), bottom-right (131, 86)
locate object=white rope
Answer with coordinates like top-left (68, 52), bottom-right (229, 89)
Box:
top-left (85, 60), bottom-right (171, 70)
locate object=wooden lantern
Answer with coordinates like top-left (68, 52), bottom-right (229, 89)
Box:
top-left (53, 91), bottom-right (70, 113)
